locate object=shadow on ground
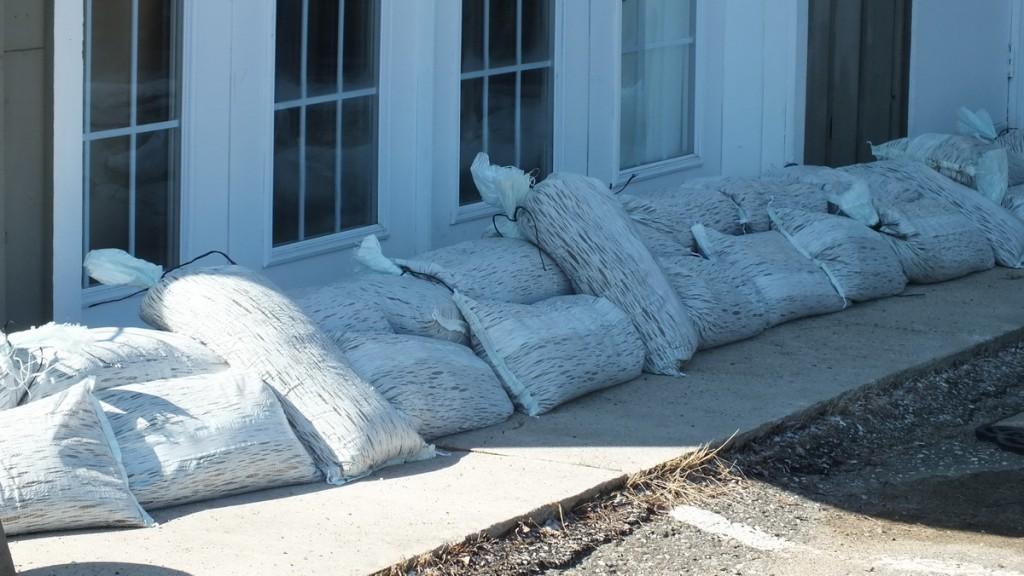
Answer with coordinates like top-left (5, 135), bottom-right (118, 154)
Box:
top-left (19, 563), bottom-right (192, 576)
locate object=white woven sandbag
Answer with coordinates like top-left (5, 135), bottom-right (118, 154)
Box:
top-left (843, 160), bottom-right (1024, 268)
top-left (296, 273), bottom-right (468, 345)
top-left (693, 227), bottom-right (846, 326)
top-left (1004, 184), bottom-right (1024, 221)
top-left (872, 134), bottom-right (1009, 205)
top-left (619, 182), bottom-right (744, 249)
top-left (769, 207), bottom-right (907, 303)
top-left (338, 334), bottom-right (513, 439)
top-left (8, 326), bottom-right (227, 407)
top-left (518, 173), bottom-right (700, 375)
top-left (0, 381), bottom-right (153, 536)
top-left (392, 237), bottom-right (573, 304)
top-left (140, 266), bottom-right (433, 484)
top-left (455, 293), bottom-right (645, 416)
top-left (97, 372), bottom-right (321, 509)
top-left (712, 176), bottom-right (830, 233)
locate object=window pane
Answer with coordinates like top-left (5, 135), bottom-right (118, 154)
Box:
top-left (341, 96), bottom-right (377, 230)
top-left (307, 0), bottom-right (340, 97)
top-left (487, 73), bottom-right (516, 167)
top-left (489, 0), bottom-right (517, 68)
top-left (137, 0), bottom-right (178, 125)
top-left (273, 108), bottom-right (301, 245)
top-left (521, 68), bottom-right (552, 182)
top-left (276, 0), bottom-right (303, 102)
top-left (89, 137), bottom-right (131, 252)
top-left (135, 129), bottom-right (179, 267)
top-left (89, 0), bottom-right (133, 131)
top-left (459, 78), bottom-right (484, 205)
top-left (620, 0), bottom-right (696, 170)
top-left (342, 0), bottom-right (379, 91)
top-left (522, 0), bottom-right (552, 64)
top-left (305, 102), bottom-right (338, 239)
top-left (461, 0), bottom-right (484, 73)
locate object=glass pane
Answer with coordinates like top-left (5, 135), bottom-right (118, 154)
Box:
top-left (622, 0), bottom-right (639, 51)
top-left (459, 78), bottom-right (484, 205)
top-left (342, 0), bottom-right (379, 91)
top-left (273, 108), bottom-right (301, 245)
top-left (275, 0), bottom-right (303, 103)
top-left (137, 0), bottom-right (178, 125)
top-left (520, 68), bottom-right (552, 182)
top-left (305, 102), bottom-right (338, 238)
top-left (135, 129), bottom-right (178, 266)
top-left (487, 73), bottom-right (516, 167)
top-left (89, 0), bottom-right (133, 131)
top-left (340, 96), bottom-right (377, 230)
top-left (461, 0), bottom-right (484, 73)
top-left (489, 0), bottom-right (517, 68)
top-left (521, 0), bottom-right (552, 64)
top-left (307, 0), bottom-right (339, 97)
top-left (88, 136), bottom-right (131, 253)
top-left (620, 0), bottom-right (696, 170)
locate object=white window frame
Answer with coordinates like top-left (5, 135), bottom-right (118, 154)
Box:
top-left (439, 0), bottom-right (572, 227)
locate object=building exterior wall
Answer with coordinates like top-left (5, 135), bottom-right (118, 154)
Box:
top-left (1, 0), bottom-right (51, 330)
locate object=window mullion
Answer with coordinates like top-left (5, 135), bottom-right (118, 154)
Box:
top-left (298, 0), bottom-right (310, 241)
top-left (514, 0), bottom-right (522, 167)
top-left (83, 0), bottom-right (94, 261)
top-left (482, 0), bottom-right (490, 154)
top-left (336, 0), bottom-right (345, 233)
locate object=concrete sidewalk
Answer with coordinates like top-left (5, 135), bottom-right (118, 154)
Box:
top-left (11, 268), bottom-right (1024, 576)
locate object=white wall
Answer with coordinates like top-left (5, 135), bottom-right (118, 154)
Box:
top-left (909, 0), bottom-right (1012, 135)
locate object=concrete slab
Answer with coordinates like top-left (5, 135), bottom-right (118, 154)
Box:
top-left (9, 268), bottom-right (1024, 576)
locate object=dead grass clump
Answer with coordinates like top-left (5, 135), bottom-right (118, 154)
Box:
top-left (624, 438), bottom-right (743, 511)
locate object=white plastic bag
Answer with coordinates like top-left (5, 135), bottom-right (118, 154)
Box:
top-left (84, 249), bottom-right (163, 289)
top-left (470, 152), bottom-right (534, 238)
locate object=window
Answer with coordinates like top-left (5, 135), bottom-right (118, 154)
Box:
top-left (83, 0), bottom-right (181, 280)
top-left (620, 0), bottom-right (696, 170)
top-left (459, 0), bottom-right (554, 205)
top-left (273, 0), bottom-right (380, 247)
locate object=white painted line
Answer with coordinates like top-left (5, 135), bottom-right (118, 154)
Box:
top-left (878, 557), bottom-right (1024, 576)
top-left (670, 505), bottom-right (795, 552)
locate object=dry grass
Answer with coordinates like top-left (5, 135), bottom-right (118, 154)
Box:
top-left (374, 440), bottom-right (742, 576)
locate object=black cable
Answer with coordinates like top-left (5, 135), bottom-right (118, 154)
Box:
top-left (87, 250), bottom-right (237, 309)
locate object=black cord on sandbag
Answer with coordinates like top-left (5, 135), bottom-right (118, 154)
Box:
top-left (399, 265), bottom-right (455, 294)
top-left (491, 206), bottom-right (548, 272)
top-left (612, 174), bottom-right (637, 195)
top-left (87, 250), bottom-right (237, 309)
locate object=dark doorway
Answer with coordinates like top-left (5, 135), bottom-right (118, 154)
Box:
top-left (805, 0), bottom-right (912, 167)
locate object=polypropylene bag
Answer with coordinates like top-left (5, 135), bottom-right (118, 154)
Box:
top-left (141, 265), bottom-right (434, 484)
top-left (296, 273), bottom-right (468, 345)
top-left (693, 227), bottom-right (846, 326)
top-left (769, 207), bottom-right (907, 303)
top-left (470, 153), bottom-right (534, 239)
top-left (7, 325), bottom-right (227, 408)
top-left (619, 182), bottom-right (744, 249)
top-left (517, 173), bottom-right (700, 375)
top-left (370, 236), bottom-right (574, 304)
top-left (338, 333), bottom-right (513, 439)
top-left (840, 162), bottom-right (996, 283)
top-left (843, 160), bottom-right (1024, 269)
top-left (98, 371), bottom-right (321, 509)
top-left (712, 176), bottom-right (830, 233)
top-left (1004, 183), bottom-right (1024, 221)
top-left (872, 134), bottom-right (1009, 205)
top-left (0, 381), bottom-right (153, 536)
top-left (455, 293), bottom-right (645, 416)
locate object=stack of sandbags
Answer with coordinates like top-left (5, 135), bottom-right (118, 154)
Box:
top-left (141, 265), bottom-right (434, 484)
top-left (517, 173), bottom-right (700, 375)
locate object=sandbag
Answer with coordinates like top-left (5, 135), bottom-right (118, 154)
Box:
top-left (338, 334), bottom-right (513, 439)
top-left (296, 273), bottom-right (468, 345)
top-left (97, 371), bottom-right (321, 509)
top-left (518, 173), bottom-right (700, 375)
top-left (6, 325), bottom-right (227, 409)
top-left (391, 237), bottom-right (573, 304)
top-left (0, 381), bottom-right (153, 536)
top-left (1005, 184), bottom-right (1024, 221)
top-left (769, 207), bottom-right (907, 303)
top-left (140, 265), bottom-right (433, 484)
top-left (455, 293), bottom-right (645, 416)
top-left (843, 160), bottom-right (1024, 268)
top-left (711, 176), bottom-right (830, 233)
top-left (619, 182), bottom-right (743, 249)
top-left (872, 134), bottom-right (1009, 205)
top-left (658, 253), bottom-right (770, 349)
top-left (693, 227), bottom-right (846, 326)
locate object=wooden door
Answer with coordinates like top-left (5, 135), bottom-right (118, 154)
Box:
top-left (805, 0), bottom-right (911, 167)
